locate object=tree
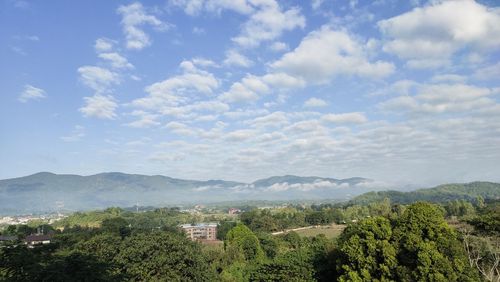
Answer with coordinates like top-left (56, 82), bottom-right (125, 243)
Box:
top-left (250, 249), bottom-right (315, 282)
top-left (335, 216), bottom-right (398, 281)
top-left (100, 217), bottom-right (130, 238)
top-left (393, 202), bottom-right (479, 281)
top-left (217, 221), bottom-right (237, 240)
top-left (225, 224), bottom-right (264, 262)
top-left (76, 233), bottom-right (122, 265)
top-left (256, 232), bottom-right (280, 259)
top-left (115, 232), bottom-right (214, 281)
top-left (282, 231), bottom-right (302, 249)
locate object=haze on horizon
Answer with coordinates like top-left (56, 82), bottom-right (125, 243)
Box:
top-left (1, 0), bottom-right (499, 187)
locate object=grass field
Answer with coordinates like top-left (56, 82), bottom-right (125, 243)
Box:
top-left (293, 225), bottom-right (346, 239)
top-left (200, 239), bottom-right (224, 251)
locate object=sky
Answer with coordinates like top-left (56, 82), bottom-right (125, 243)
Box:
top-left (0, 0), bottom-right (499, 186)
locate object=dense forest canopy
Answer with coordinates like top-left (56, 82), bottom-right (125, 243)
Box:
top-left (1, 184), bottom-right (499, 281)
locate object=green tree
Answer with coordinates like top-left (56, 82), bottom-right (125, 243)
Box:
top-left (335, 216), bottom-right (397, 282)
top-left (393, 202), bottom-right (479, 281)
top-left (115, 232), bottom-right (214, 281)
top-left (100, 217), bottom-right (130, 238)
top-left (225, 223), bottom-right (265, 262)
top-left (217, 221), bottom-right (237, 240)
top-left (250, 249), bottom-right (315, 282)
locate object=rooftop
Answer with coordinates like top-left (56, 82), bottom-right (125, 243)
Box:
top-left (180, 223), bottom-right (217, 228)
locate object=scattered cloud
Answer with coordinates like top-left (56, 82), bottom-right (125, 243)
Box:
top-left (79, 95), bottom-right (118, 119)
top-left (311, 0), bottom-right (324, 10)
top-left (225, 129), bottom-right (257, 142)
top-left (378, 0), bottom-right (500, 68)
top-left (304, 97), bottom-right (328, 108)
top-left (130, 60), bottom-right (220, 123)
top-left (223, 49), bottom-right (253, 68)
top-left (98, 52), bottom-right (134, 69)
top-left (77, 66), bottom-right (120, 93)
top-left (322, 112), bottom-right (367, 124)
top-left (117, 2), bottom-right (170, 50)
top-left (60, 125), bottom-right (85, 142)
top-left (269, 41), bottom-right (289, 52)
top-left (271, 26), bottom-right (395, 84)
top-left (170, 0), bottom-right (254, 16)
top-left (474, 62), bottom-right (500, 80)
top-left (126, 111), bottom-right (160, 128)
top-left (266, 181), bottom-right (350, 192)
top-left (379, 83), bottom-right (498, 115)
top-left (18, 84), bottom-right (46, 103)
top-left (94, 38), bottom-right (115, 53)
top-left (232, 1), bottom-right (306, 48)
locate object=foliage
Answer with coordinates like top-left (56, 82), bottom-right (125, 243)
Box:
top-left (115, 232), bottom-right (214, 281)
top-left (251, 249), bottom-right (316, 282)
top-left (335, 203), bottom-right (481, 282)
top-left (350, 182), bottom-right (500, 206)
top-left (336, 217), bottom-right (397, 281)
top-left (393, 203), bottom-right (479, 281)
top-left (217, 220), bottom-right (237, 240)
top-left (225, 223), bottom-right (265, 262)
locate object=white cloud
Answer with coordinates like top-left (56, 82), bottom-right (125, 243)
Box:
top-left (126, 111), bottom-right (160, 128)
top-left (165, 121), bottom-right (197, 136)
top-left (192, 57), bottom-right (218, 68)
top-left (311, 0), bottom-right (324, 10)
top-left (379, 83), bottom-right (498, 114)
top-left (117, 2), bottom-right (169, 50)
top-left (269, 41), bottom-right (288, 52)
top-left (18, 84), bottom-right (46, 103)
top-left (223, 50), bottom-right (253, 67)
top-left (224, 108), bottom-right (269, 119)
top-left (431, 74), bottom-right (467, 83)
top-left (79, 95), bottom-right (118, 119)
top-left (225, 129), bottom-right (257, 142)
top-left (378, 0), bottom-right (500, 67)
top-left (271, 26), bottom-right (394, 84)
top-left (266, 181), bottom-right (350, 192)
top-left (132, 61), bottom-right (219, 109)
top-left (94, 38), bottom-right (115, 53)
top-left (474, 62), bottom-right (500, 80)
top-left (220, 82), bottom-right (259, 103)
top-left (170, 0), bottom-right (254, 16)
top-left (322, 112), bottom-right (367, 124)
top-left (369, 79), bottom-right (418, 97)
top-left (98, 52), bottom-right (134, 69)
top-left (77, 66), bottom-right (120, 93)
top-left (192, 26), bottom-right (205, 34)
top-left (171, 0), bottom-right (304, 48)
top-left (232, 2), bottom-right (305, 48)
top-left (285, 119), bottom-right (327, 135)
top-left (304, 97), bottom-right (328, 108)
top-left (60, 125), bottom-right (85, 142)
top-left (248, 111), bottom-right (288, 128)
top-left (220, 74), bottom-right (270, 103)
top-left (261, 72), bottom-right (306, 89)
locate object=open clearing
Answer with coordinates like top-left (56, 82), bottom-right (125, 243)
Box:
top-left (293, 224), bottom-right (346, 239)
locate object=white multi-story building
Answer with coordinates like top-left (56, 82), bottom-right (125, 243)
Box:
top-left (180, 223), bottom-right (217, 241)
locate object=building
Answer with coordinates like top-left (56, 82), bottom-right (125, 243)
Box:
top-left (0, 235), bottom-right (17, 246)
top-left (180, 223), bottom-right (217, 241)
top-left (24, 234), bottom-right (52, 248)
top-left (228, 208), bottom-right (241, 215)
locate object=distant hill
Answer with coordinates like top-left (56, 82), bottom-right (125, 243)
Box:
top-left (0, 172), bottom-right (373, 214)
top-left (349, 182), bottom-right (500, 205)
top-left (252, 175), bottom-right (366, 187)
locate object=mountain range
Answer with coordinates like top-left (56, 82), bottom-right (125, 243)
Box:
top-left (0, 172), bottom-right (373, 214)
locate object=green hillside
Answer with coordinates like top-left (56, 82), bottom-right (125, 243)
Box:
top-left (349, 181), bottom-right (500, 205)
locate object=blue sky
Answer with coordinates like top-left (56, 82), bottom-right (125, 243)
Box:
top-left (1, 0), bottom-right (499, 186)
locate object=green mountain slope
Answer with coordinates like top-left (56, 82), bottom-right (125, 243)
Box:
top-left (349, 182), bottom-right (500, 205)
